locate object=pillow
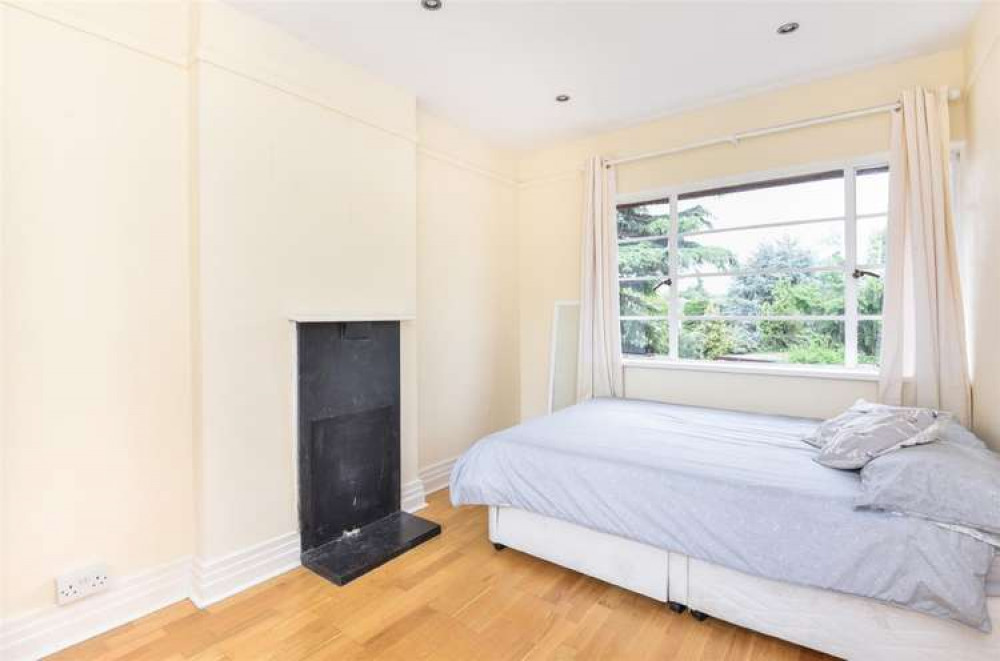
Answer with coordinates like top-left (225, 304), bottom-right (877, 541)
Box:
top-left (856, 440), bottom-right (1000, 535)
top-left (933, 417), bottom-right (988, 450)
top-left (802, 399), bottom-right (881, 449)
top-left (813, 404), bottom-right (942, 469)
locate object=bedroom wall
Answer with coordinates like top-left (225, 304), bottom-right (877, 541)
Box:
top-left (0, 1), bottom-right (517, 632)
top-left (415, 112), bottom-right (520, 472)
top-left (193, 0), bottom-right (418, 561)
top-left (516, 49), bottom-right (967, 422)
top-left (1, 1), bottom-right (193, 618)
top-left (960, 3), bottom-right (1000, 451)
top-left (0, 0), bottom-right (422, 630)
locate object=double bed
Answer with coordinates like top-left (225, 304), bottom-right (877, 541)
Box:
top-left (450, 398), bottom-right (1000, 661)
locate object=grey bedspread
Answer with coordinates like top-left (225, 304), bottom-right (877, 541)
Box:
top-left (450, 398), bottom-right (995, 631)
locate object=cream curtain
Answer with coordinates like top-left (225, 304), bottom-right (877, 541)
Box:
top-left (879, 87), bottom-right (971, 423)
top-left (577, 157), bottom-right (624, 401)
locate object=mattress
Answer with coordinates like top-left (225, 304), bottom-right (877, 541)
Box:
top-left (450, 398), bottom-right (995, 630)
top-left (990, 556), bottom-right (1000, 597)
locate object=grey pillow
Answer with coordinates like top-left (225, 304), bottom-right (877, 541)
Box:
top-left (814, 404), bottom-right (942, 469)
top-left (932, 417), bottom-right (988, 450)
top-left (802, 399), bottom-right (881, 449)
top-left (856, 439), bottom-right (1000, 534)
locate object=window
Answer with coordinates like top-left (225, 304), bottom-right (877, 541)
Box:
top-left (617, 164), bottom-right (888, 369)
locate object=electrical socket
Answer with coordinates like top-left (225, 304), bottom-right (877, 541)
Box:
top-left (56, 563), bottom-right (110, 605)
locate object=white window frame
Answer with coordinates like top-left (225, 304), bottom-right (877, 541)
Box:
top-left (616, 154), bottom-right (890, 378)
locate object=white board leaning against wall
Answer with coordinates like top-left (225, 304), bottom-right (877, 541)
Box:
top-left (548, 301), bottom-right (581, 413)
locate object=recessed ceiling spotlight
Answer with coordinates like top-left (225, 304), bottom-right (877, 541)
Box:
top-left (555, 94), bottom-right (571, 103)
top-left (777, 21), bottom-right (800, 35)
top-left (421, 0), bottom-right (442, 10)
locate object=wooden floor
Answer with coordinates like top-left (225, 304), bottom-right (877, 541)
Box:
top-left (54, 491), bottom-right (836, 660)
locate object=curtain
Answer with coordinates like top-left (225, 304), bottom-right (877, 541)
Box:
top-left (576, 157), bottom-right (624, 401)
top-left (879, 87), bottom-right (971, 423)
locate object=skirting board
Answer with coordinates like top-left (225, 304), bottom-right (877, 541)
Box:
top-left (2, 480), bottom-right (431, 660)
top-left (0, 557), bottom-right (192, 661)
top-left (190, 531), bottom-right (302, 609)
top-left (418, 456), bottom-right (457, 496)
top-left (401, 478), bottom-right (428, 514)
top-left (1, 532), bottom-right (304, 660)
top-left (192, 481), bottom-right (429, 607)
top-left (194, 476), bottom-right (428, 609)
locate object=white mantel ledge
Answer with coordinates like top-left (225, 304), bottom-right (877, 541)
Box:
top-left (288, 312), bottom-right (416, 323)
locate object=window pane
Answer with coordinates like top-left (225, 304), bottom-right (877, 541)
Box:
top-left (858, 319), bottom-right (883, 366)
top-left (679, 271), bottom-right (844, 317)
top-left (622, 320), bottom-right (669, 356)
top-left (678, 172), bottom-right (844, 232)
top-left (857, 215), bottom-right (887, 265)
top-left (619, 238), bottom-right (668, 278)
top-left (618, 200), bottom-right (670, 239)
top-left (857, 166), bottom-right (889, 216)
top-left (680, 320), bottom-right (845, 365)
top-left (678, 221), bottom-right (844, 275)
top-left (620, 281), bottom-right (669, 317)
top-left (857, 269), bottom-right (884, 315)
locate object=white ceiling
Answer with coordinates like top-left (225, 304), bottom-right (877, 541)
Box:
top-left (233, 1), bottom-right (980, 148)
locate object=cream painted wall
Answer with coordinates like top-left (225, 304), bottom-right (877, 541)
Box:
top-left (1, 3), bottom-right (192, 617)
top-left (415, 112), bottom-right (519, 469)
top-left (194, 1), bottom-right (418, 560)
top-left (516, 50), bottom-right (967, 421)
top-left (961, 3), bottom-right (1000, 450)
top-left (625, 367), bottom-right (877, 420)
top-left (9, 1), bottom-right (191, 62)
top-left (517, 173), bottom-right (583, 420)
top-left (0, 0), bottom-right (424, 622)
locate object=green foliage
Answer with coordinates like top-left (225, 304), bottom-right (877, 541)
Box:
top-left (863, 226), bottom-right (887, 265)
top-left (858, 276), bottom-right (884, 315)
top-left (619, 282), bottom-right (667, 316)
top-left (755, 276), bottom-right (846, 355)
top-left (618, 241), bottom-right (668, 277)
top-left (762, 274), bottom-right (844, 316)
top-left (622, 320), bottom-right (669, 355)
top-left (618, 204), bottom-right (883, 366)
top-left (619, 205), bottom-right (739, 361)
top-left (700, 320), bottom-right (735, 360)
top-left (858, 320), bottom-right (882, 364)
top-left (726, 237), bottom-right (816, 313)
top-left (787, 334), bottom-right (845, 364)
top-left (677, 205), bottom-right (739, 273)
top-left (681, 279), bottom-right (710, 316)
top-left (617, 204), bottom-right (670, 239)
top-left (679, 318), bottom-right (755, 361)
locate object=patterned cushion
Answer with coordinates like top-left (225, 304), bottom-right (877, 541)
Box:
top-left (814, 403), bottom-right (943, 470)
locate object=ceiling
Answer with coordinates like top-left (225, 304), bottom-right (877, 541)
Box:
top-left (232, 1), bottom-right (980, 148)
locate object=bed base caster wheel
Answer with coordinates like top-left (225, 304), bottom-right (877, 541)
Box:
top-left (492, 543), bottom-right (506, 551)
top-left (667, 601), bottom-right (687, 614)
top-left (690, 610), bottom-right (709, 622)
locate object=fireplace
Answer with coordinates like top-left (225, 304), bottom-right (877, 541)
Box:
top-left (297, 321), bottom-right (440, 585)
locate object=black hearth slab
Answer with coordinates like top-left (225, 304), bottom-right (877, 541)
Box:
top-left (302, 511), bottom-right (441, 586)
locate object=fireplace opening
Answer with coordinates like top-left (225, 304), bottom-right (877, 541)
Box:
top-left (297, 321), bottom-right (440, 585)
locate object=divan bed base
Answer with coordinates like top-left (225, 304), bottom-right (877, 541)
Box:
top-left (488, 505), bottom-right (1000, 661)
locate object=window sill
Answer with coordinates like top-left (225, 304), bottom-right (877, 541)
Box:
top-left (622, 357), bottom-right (880, 382)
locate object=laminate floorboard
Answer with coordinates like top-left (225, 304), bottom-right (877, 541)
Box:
top-left (52, 491), bottom-right (837, 661)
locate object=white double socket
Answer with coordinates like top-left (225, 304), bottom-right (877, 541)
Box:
top-left (56, 563), bottom-right (110, 605)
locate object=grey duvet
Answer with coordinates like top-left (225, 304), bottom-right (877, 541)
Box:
top-left (450, 398), bottom-right (995, 631)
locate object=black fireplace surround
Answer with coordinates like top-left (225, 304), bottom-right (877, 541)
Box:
top-left (297, 321), bottom-right (440, 585)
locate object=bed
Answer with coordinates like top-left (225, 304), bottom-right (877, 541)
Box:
top-left (450, 398), bottom-right (1000, 661)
